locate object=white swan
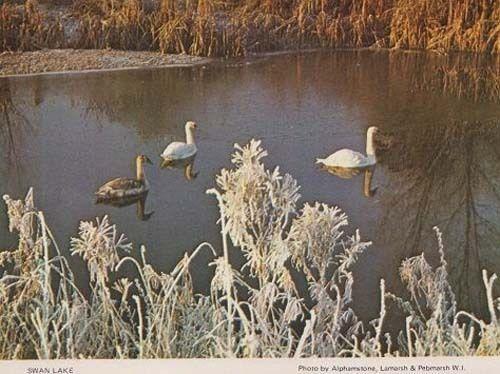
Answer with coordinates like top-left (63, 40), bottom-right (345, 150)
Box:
top-left (161, 121), bottom-right (198, 161)
top-left (316, 126), bottom-right (379, 168)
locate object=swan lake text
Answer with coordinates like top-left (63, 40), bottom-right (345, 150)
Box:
top-left (26, 368), bottom-right (74, 374)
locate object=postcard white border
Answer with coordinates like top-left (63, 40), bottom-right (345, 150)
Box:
top-left (2, 357), bottom-right (500, 374)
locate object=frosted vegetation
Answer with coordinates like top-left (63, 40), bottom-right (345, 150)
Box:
top-left (1, 139), bottom-right (499, 359)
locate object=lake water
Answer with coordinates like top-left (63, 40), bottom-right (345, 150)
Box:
top-left (1, 50), bottom-right (499, 329)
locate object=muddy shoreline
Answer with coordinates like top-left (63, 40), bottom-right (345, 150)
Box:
top-left (0, 49), bottom-right (211, 77)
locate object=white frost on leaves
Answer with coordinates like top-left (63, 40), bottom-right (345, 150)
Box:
top-left (0, 142), bottom-right (499, 358)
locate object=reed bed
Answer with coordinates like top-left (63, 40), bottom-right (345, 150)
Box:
top-left (390, 0), bottom-right (500, 54)
top-left (1, 139), bottom-right (500, 359)
top-left (0, 0), bottom-right (64, 51)
top-left (1, 0), bottom-right (498, 56)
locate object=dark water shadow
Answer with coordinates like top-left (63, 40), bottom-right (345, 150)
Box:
top-left (0, 80), bottom-right (34, 188)
top-left (160, 155), bottom-right (199, 181)
top-left (96, 192), bottom-right (154, 221)
top-left (319, 164), bottom-right (378, 198)
top-left (375, 119), bottom-right (500, 317)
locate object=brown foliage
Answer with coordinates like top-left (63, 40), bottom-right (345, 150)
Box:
top-left (1, 0), bottom-right (498, 56)
top-left (1, 0), bottom-right (64, 51)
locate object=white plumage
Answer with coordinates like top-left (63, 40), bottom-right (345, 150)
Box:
top-left (316, 127), bottom-right (379, 168)
top-left (161, 142), bottom-right (197, 160)
top-left (161, 121), bottom-right (198, 161)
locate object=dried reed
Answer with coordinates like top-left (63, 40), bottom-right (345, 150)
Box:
top-left (1, 0), bottom-right (498, 56)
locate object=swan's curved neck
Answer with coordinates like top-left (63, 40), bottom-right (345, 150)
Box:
top-left (366, 131), bottom-right (376, 157)
top-left (186, 127), bottom-right (195, 145)
top-left (136, 159), bottom-right (146, 181)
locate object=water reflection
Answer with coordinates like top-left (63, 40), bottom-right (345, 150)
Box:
top-left (402, 53), bottom-right (500, 103)
top-left (376, 119), bottom-right (500, 316)
top-left (160, 155), bottom-right (199, 181)
top-left (319, 165), bottom-right (377, 198)
top-left (0, 81), bottom-right (34, 188)
top-left (96, 193), bottom-right (154, 221)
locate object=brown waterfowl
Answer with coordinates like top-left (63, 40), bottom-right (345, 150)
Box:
top-left (95, 155), bottom-right (152, 201)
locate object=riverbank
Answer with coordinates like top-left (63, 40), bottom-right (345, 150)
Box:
top-left (0, 49), bottom-right (209, 77)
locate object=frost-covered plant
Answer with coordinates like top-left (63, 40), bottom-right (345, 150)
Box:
top-left (1, 140), bottom-right (500, 359)
top-left (0, 189), bottom-right (83, 359)
top-left (288, 203), bottom-right (370, 356)
top-left (385, 227), bottom-right (499, 357)
top-left (207, 140), bottom-right (373, 357)
top-left (212, 140), bottom-right (300, 286)
top-left (115, 243), bottom-right (216, 358)
top-left (71, 215), bottom-right (132, 282)
top-left (69, 216), bottom-right (135, 358)
top-left (2, 189), bottom-right (42, 277)
top-left (206, 140), bottom-right (306, 357)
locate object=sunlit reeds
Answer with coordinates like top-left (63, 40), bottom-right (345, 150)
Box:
top-left (1, 140), bottom-right (500, 358)
top-left (0, 0), bottom-right (64, 51)
top-left (390, 0), bottom-right (500, 54)
top-left (1, 0), bottom-right (498, 56)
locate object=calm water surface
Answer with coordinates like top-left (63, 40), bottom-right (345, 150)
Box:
top-left (1, 51), bottom-right (499, 328)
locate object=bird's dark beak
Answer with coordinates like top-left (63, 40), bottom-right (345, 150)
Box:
top-left (146, 156), bottom-right (153, 165)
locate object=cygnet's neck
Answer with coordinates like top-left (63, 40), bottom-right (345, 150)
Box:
top-left (366, 131), bottom-right (376, 157)
top-left (136, 159), bottom-right (146, 181)
top-left (186, 127), bottom-right (195, 145)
